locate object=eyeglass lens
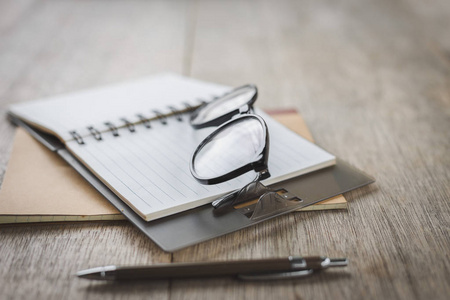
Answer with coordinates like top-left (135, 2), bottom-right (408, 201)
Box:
top-left (191, 85), bottom-right (256, 126)
top-left (192, 117), bottom-right (265, 179)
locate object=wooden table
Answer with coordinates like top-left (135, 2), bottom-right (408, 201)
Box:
top-left (0, 0), bottom-right (449, 299)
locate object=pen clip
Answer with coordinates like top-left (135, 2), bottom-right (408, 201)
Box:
top-left (237, 269), bottom-right (313, 281)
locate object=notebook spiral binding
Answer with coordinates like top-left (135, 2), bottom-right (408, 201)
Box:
top-left (70, 131), bottom-right (85, 145)
top-left (104, 122), bottom-right (119, 136)
top-left (70, 102), bottom-right (202, 145)
top-left (121, 118), bottom-right (136, 132)
top-left (87, 126), bottom-right (102, 141)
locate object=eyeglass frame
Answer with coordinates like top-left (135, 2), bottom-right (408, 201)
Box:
top-left (189, 84), bottom-right (280, 211)
top-left (190, 114), bottom-right (271, 185)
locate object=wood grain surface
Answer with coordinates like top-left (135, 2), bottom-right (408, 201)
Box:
top-left (0, 0), bottom-right (449, 299)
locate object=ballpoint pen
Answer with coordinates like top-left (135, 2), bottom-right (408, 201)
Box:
top-left (77, 256), bottom-right (348, 281)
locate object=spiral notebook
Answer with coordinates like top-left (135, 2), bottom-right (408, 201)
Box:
top-left (8, 74), bottom-right (336, 221)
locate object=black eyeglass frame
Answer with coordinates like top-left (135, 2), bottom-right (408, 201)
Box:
top-left (190, 114), bottom-right (271, 185)
top-left (189, 84), bottom-right (258, 129)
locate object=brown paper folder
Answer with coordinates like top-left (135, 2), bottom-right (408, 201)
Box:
top-left (0, 111), bottom-right (347, 224)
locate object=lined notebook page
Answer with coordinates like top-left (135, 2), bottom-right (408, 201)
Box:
top-left (66, 110), bottom-right (335, 221)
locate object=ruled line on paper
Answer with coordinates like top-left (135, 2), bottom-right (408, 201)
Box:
top-left (79, 143), bottom-right (156, 210)
top-left (129, 134), bottom-right (204, 196)
top-left (102, 140), bottom-right (183, 202)
top-left (117, 135), bottom-right (191, 198)
top-left (86, 134), bottom-right (184, 207)
top-left (121, 121), bottom-right (212, 197)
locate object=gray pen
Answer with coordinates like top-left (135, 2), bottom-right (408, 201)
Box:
top-left (77, 256), bottom-right (348, 281)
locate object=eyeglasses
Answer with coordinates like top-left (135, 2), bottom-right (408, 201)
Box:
top-left (189, 85), bottom-right (304, 220)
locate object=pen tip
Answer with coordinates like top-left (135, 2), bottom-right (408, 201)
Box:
top-left (76, 266), bottom-right (117, 280)
top-left (76, 269), bottom-right (99, 280)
